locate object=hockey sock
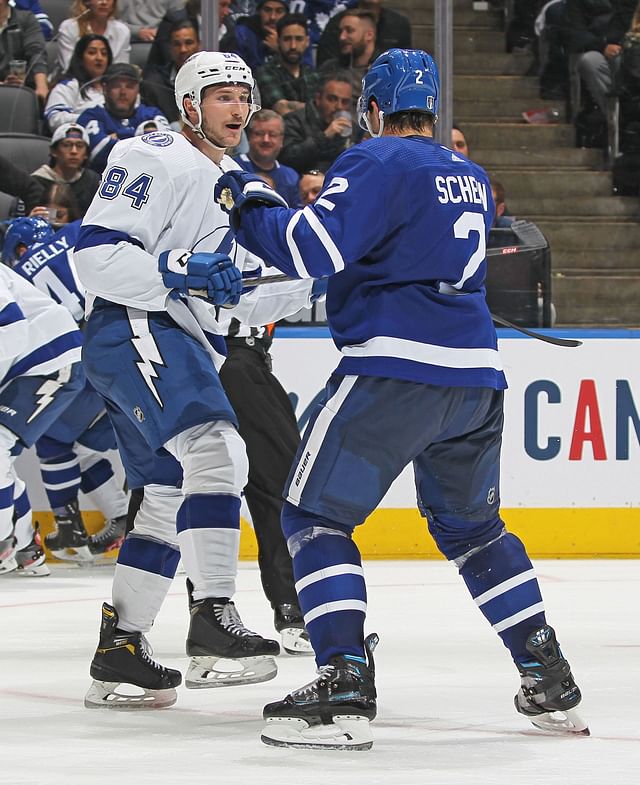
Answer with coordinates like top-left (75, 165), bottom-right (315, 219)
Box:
top-left (113, 533), bottom-right (180, 633)
top-left (0, 482), bottom-right (14, 541)
top-left (176, 493), bottom-right (241, 602)
top-left (458, 532), bottom-right (547, 664)
top-left (282, 502), bottom-right (366, 666)
top-left (80, 458), bottom-right (129, 520)
top-left (12, 477), bottom-right (33, 550)
top-left (39, 451), bottom-right (81, 510)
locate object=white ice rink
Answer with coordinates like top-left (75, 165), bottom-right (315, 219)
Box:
top-left (1, 559), bottom-right (638, 785)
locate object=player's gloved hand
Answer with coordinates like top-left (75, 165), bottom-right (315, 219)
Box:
top-left (158, 250), bottom-right (243, 306)
top-left (215, 171), bottom-right (288, 230)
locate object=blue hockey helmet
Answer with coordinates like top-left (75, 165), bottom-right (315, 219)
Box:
top-left (358, 48), bottom-right (439, 136)
top-left (1, 217), bottom-right (54, 265)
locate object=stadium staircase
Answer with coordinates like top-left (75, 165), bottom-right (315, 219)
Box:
top-left (394, 0), bottom-right (640, 327)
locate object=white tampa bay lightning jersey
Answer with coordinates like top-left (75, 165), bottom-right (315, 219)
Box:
top-left (74, 130), bottom-right (313, 367)
top-left (0, 264), bottom-right (82, 385)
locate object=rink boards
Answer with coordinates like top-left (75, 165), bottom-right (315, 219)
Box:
top-left (18, 329), bottom-right (640, 559)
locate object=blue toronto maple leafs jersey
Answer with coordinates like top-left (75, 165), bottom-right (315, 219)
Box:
top-left (77, 105), bottom-right (171, 173)
top-left (13, 221), bottom-right (85, 324)
top-left (235, 134), bottom-right (507, 389)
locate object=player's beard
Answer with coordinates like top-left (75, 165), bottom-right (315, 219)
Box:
top-left (200, 115), bottom-right (242, 152)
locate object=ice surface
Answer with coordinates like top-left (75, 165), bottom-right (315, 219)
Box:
top-left (1, 560), bottom-right (638, 785)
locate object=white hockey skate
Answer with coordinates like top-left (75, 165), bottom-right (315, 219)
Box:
top-left (274, 604), bottom-right (314, 656)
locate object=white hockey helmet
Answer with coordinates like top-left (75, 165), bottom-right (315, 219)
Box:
top-left (175, 51), bottom-right (260, 133)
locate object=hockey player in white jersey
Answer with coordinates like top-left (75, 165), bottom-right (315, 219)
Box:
top-left (74, 51), bottom-right (321, 709)
top-left (0, 265), bottom-right (85, 576)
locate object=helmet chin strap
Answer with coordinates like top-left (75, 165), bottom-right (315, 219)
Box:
top-left (365, 109), bottom-right (385, 138)
top-left (185, 102), bottom-right (229, 153)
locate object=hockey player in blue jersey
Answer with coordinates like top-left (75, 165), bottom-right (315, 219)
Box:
top-left (215, 48), bottom-right (588, 748)
top-left (74, 51), bottom-right (322, 709)
top-left (0, 261), bottom-right (85, 577)
top-left (5, 217), bottom-right (130, 562)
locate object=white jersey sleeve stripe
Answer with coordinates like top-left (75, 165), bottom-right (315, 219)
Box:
top-left (285, 210), bottom-right (310, 278)
top-left (300, 206), bottom-right (345, 273)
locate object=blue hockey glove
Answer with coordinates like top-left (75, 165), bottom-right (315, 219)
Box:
top-left (158, 250), bottom-right (243, 306)
top-left (215, 171), bottom-right (288, 230)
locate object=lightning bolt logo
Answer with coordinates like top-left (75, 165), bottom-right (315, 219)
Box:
top-left (131, 332), bottom-right (165, 407)
top-left (27, 378), bottom-right (62, 423)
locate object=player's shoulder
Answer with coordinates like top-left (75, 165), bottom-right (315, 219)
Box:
top-left (108, 130), bottom-right (203, 174)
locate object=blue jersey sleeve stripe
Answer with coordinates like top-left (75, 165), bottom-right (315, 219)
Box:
top-left (3, 331), bottom-right (83, 382)
top-left (75, 225), bottom-right (145, 253)
top-left (285, 210), bottom-right (312, 277)
top-left (0, 301), bottom-right (25, 327)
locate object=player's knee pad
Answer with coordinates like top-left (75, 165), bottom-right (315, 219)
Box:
top-left (426, 510), bottom-right (506, 563)
top-left (165, 420), bottom-right (248, 498)
top-left (281, 501), bottom-right (351, 558)
top-left (132, 483), bottom-right (182, 547)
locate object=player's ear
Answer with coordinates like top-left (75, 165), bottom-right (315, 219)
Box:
top-left (183, 96), bottom-right (197, 121)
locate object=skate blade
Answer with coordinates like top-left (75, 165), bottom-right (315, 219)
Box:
top-left (261, 715), bottom-right (373, 750)
top-left (529, 707), bottom-right (590, 736)
top-left (84, 680), bottom-right (177, 710)
top-left (17, 562), bottom-right (50, 577)
top-left (0, 556), bottom-right (19, 575)
top-left (49, 545), bottom-right (94, 563)
top-left (281, 627), bottom-right (314, 656)
top-left (185, 654), bottom-right (278, 689)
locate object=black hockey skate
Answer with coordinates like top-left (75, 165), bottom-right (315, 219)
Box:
top-left (185, 579), bottom-right (280, 688)
top-left (515, 625), bottom-right (589, 735)
top-left (15, 523), bottom-right (49, 576)
top-left (261, 633), bottom-right (379, 750)
top-left (45, 500), bottom-right (92, 562)
top-left (88, 514), bottom-right (126, 562)
top-left (84, 603), bottom-right (182, 710)
top-left (274, 603), bottom-right (313, 656)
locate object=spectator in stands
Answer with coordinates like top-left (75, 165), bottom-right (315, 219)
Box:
top-left (142, 19), bottom-right (201, 126)
top-left (279, 70), bottom-right (353, 173)
top-left (31, 122), bottom-right (100, 215)
top-left (301, 1), bottom-right (358, 52)
top-left (14, 0), bottom-right (52, 40)
top-left (117, 0), bottom-right (185, 43)
top-left (298, 168), bottom-right (325, 205)
top-left (57, 0), bottom-right (131, 74)
top-left (29, 182), bottom-right (82, 228)
top-left (0, 0), bottom-right (48, 101)
top-left (319, 8), bottom-right (378, 121)
top-left (490, 178), bottom-right (516, 228)
top-left (76, 62), bottom-right (170, 173)
top-left (234, 109), bottom-right (300, 206)
top-left (535, 0), bottom-right (570, 98)
top-left (452, 124), bottom-right (470, 157)
top-left (143, 0), bottom-right (211, 73)
top-left (221, 0), bottom-right (288, 71)
top-left (45, 35), bottom-right (112, 132)
top-left (255, 13), bottom-right (319, 116)
top-left (316, 0), bottom-right (411, 67)
top-left (568, 0), bottom-right (637, 115)
top-left (0, 153), bottom-right (46, 213)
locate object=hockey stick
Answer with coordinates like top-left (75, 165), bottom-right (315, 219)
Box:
top-left (490, 314), bottom-right (582, 347)
top-left (196, 275), bottom-right (582, 347)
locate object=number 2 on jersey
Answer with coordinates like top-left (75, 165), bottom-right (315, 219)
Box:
top-left (99, 166), bottom-right (153, 210)
top-left (452, 211), bottom-right (486, 289)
